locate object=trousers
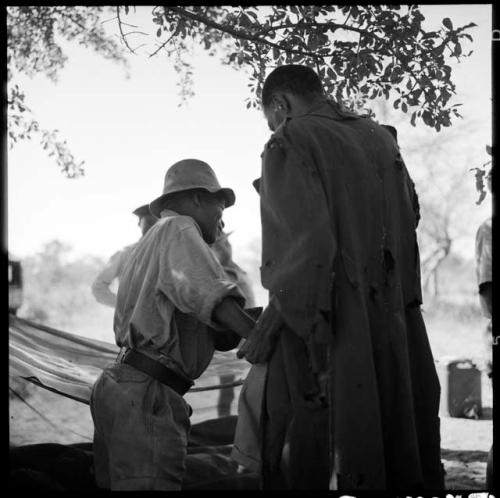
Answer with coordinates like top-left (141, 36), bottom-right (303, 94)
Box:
top-left (90, 363), bottom-right (191, 490)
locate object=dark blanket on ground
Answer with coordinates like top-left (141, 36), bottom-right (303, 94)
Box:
top-left (9, 415), bottom-right (260, 490)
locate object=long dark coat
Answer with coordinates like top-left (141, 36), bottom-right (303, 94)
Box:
top-left (257, 100), bottom-right (444, 490)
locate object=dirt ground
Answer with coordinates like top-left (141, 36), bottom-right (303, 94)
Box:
top-left (9, 372), bottom-right (492, 491)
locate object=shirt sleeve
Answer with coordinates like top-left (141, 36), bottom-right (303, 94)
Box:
top-left (91, 250), bottom-right (124, 308)
top-left (157, 221), bottom-right (245, 327)
top-left (475, 220), bottom-right (492, 287)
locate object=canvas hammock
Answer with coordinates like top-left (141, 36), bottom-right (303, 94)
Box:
top-left (9, 313), bottom-right (251, 408)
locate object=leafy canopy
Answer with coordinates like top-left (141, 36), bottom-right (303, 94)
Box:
top-left (124, 5), bottom-right (477, 131)
top-left (8, 6), bottom-right (478, 176)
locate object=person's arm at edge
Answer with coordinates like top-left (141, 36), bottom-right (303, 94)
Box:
top-left (91, 267), bottom-right (118, 308)
top-left (91, 251), bottom-right (123, 308)
top-left (479, 282), bottom-right (492, 317)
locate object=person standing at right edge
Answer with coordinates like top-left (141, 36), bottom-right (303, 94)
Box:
top-left (238, 65), bottom-right (445, 491)
top-left (475, 167), bottom-right (493, 490)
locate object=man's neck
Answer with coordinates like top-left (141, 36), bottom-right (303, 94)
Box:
top-left (287, 95), bottom-right (326, 118)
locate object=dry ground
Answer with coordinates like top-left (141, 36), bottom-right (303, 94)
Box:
top-left (9, 374), bottom-right (492, 491)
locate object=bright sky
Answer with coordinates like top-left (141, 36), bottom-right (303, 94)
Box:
top-left (7, 5), bottom-right (492, 265)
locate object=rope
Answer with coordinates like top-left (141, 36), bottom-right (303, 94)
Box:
top-left (190, 379), bottom-right (244, 392)
top-left (9, 385), bottom-right (92, 442)
top-left (23, 377), bottom-right (90, 405)
top-left (24, 374), bottom-right (242, 398)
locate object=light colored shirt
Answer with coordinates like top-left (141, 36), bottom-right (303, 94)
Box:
top-left (113, 210), bottom-right (245, 380)
top-left (220, 261), bottom-right (256, 308)
top-left (91, 243), bottom-right (137, 308)
top-left (475, 217), bottom-right (492, 317)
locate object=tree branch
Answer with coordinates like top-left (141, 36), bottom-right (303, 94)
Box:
top-left (122, 30), bottom-right (150, 37)
top-left (100, 15), bottom-right (118, 25)
top-left (118, 20), bottom-right (139, 29)
top-left (116, 6), bottom-right (137, 54)
top-left (149, 21), bottom-right (181, 58)
top-left (164, 6), bottom-right (323, 61)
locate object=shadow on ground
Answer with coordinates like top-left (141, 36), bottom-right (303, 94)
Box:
top-left (442, 448), bottom-right (488, 463)
top-left (479, 407), bottom-right (493, 420)
top-left (442, 448), bottom-right (488, 490)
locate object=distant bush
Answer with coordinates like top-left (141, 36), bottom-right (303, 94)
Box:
top-left (423, 299), bottom-right (484, 322)
top-left (17, 240), bottom-right (106, 331)
top-left (421, 249), bottom-right (483, 320)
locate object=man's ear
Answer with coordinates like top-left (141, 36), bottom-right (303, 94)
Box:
top-left (272, 93), bottom-right (290, 113)
top-left (192, 192), bottom-right (203, 207)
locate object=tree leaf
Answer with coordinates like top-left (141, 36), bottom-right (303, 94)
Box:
top-left (410, 111), bottom-right (417, 127)
top-left (476, 189), bottom-right (486, 205)
top-left (442, 17), bottom-right (453, 30)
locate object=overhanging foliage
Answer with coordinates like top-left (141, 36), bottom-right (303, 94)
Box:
top-left (131, 5), bottom-right (477, 131)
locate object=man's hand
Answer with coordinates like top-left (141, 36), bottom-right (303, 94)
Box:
top-left (237, 303), bottom-right (283, 364)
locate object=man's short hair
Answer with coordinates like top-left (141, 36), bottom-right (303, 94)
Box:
top-left (261, 65), bottom-right (324, 107)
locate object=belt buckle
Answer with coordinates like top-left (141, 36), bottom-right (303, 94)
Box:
top-left (157, 353), bottom-right (170, 368)
top-left (116, 346), bottom-right (129, 363)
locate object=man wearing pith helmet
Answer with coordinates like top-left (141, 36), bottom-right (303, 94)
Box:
top-left (90, 159), bottom-right (257, 490)
top-left (238, 65), bottom-right (444, 490)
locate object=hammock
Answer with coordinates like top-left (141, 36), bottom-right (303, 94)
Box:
top-left (9, 314), bottom-right (251, 407)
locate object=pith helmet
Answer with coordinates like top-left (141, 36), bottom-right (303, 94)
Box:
top-left (149, 159), bottom-right (235, 218)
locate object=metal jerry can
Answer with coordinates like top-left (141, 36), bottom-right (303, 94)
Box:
top-left (438, 358), bottom-right (482, 419)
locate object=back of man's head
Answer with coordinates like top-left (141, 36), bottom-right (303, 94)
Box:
top-left (139, 214), bottom-right (158, 236)
top-left (262, 65), bottom-right (324, 107)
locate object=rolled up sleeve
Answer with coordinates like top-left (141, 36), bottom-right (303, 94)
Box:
top-left (157, 221), bottom-right (244, 327)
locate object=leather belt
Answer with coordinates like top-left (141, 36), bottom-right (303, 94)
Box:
top-left (120, 349), bottom-right (193, 396)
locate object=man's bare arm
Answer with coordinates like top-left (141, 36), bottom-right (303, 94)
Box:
top-left (212, 297), bottom-right (256, 339)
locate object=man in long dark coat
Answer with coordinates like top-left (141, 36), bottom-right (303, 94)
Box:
top-left (239, 65), bottom-right (444, 490)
